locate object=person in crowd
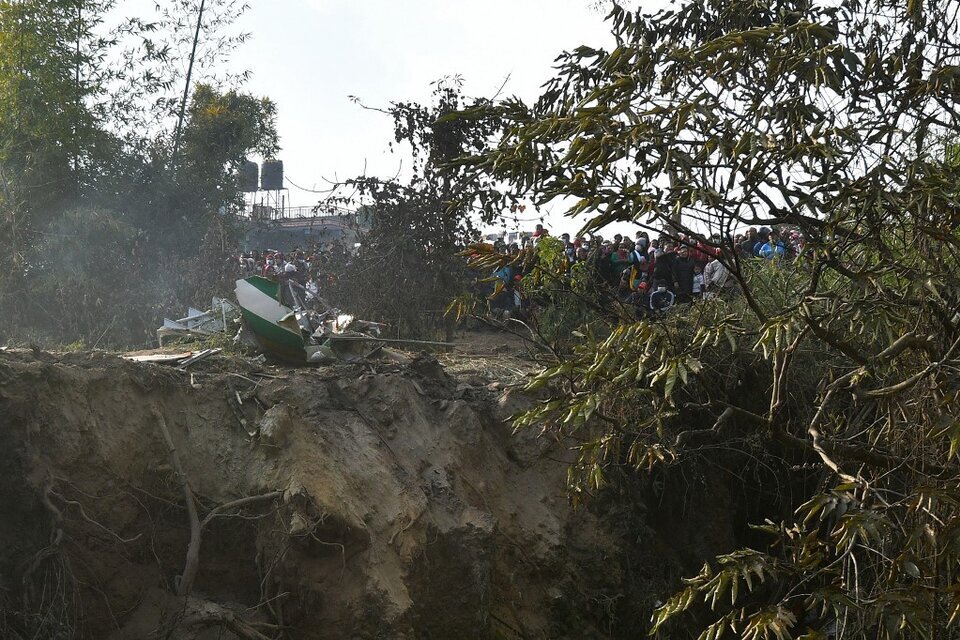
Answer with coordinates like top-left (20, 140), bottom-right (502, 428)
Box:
top-left (787, 231), bottom-right (804, 258)
top-left (672, 244), bottom-right (696, 303)
top-left (627, 257), bottom-right (649, 304)
top-left (616, 268), bottom-right (635, 303)
top-left (692, 263), bottom-right (704, 299)
top-left (652, 241), bottom-right (677, 290)
top-left (278, 262), bottom-right (308, 307)
top-left (692, 238), bottom-right (713, 269)
top-left (630, 241), bottom-right (647, 266)
top-left (292, 251), bottom-right (309, 285)
top-left (740, 228), bottom-right (758, 257)
top-left (491, 261), bottom-right (517, 316)
top-left (610, 241), bottom-right (634, 279)
top-left (634, 231), bottom-right (650, 256)
top-left (598, 242), bottom-right (616, 284)
top-left (239, 253), bottom-right (255, 274)
top-left (703, 252), bottom-right (733, 298)
top-left (261, 254), bottom-right (277, 277)
top-left (558, 233), bottom-right (575, 264)
top-left (759, 229), bottom-right (785, 260)
top-left (649, 284), bottom-right (675, 314)
top-left (753, 227), bottom-right (770, 256)
top-left (580, 242), bottom-right (605, 295)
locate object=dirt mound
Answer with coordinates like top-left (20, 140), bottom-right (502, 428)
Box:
top-left (0, 346), bottom-right (712, 639)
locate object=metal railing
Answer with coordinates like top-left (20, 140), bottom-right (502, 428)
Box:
top-left (244, 204), bottom-right (357, 220)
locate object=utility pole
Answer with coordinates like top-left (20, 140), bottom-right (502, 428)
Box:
top-left (170, 0), bottom-right (206, 171)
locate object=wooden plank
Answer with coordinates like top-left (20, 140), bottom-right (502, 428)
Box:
top-left (124, 352), bottom-right (193, 363)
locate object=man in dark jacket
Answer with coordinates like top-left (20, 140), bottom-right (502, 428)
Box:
top-left (652, 242), bottom-right (677, 290)
top-left (740, 228), bottom-right (758, 257)
top-left (672, 245), bottom-right (696, 303)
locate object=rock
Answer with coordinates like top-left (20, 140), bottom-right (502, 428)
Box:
top-left (258, 403), bottom-right (297, 447)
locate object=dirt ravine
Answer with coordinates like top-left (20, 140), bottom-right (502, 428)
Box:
top-left (0, 346), bottom-right (707, 639)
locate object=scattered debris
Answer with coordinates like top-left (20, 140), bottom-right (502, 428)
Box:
top-left (176, 348), bottom-right (221, 370)
top-left (122, 348), bottom-right (221, 369)
top-left (236, 275), bottom-right (402, 364)
top-left (304, 310), bottom-right (388, 364)
top-left (144, 278), bottom-right (454, 368)
top-left (157, 298), bottom-right (239, 346)
top-left (124, 351), bottom-right (196, 364)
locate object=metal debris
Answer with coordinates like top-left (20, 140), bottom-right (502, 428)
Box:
top-left (236, 275), bottom-right (398, 364)
top-left (157, 298), bottom-right (239, 346)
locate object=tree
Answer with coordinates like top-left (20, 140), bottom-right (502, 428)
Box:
top-left (323, 77), bottom-right (508, 338)
top-left (461, 0), bottom-right (960, 636)
top-left (105, 0), bottom-right (253, 144)
top-left (172, 83), bottom-right (278, 236)
top-left (0, 0), bottom-right (279, 347)
top-left (0, 0), bottom-right (114, 234)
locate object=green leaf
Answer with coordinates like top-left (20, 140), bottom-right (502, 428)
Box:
top-left (664, 362), bottom-right (678, 398)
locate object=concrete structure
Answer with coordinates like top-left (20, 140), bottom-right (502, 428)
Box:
top-left (241, 205), bottom-right (369, 251)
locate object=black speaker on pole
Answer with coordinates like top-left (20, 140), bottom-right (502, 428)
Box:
top-left (261, 160), bottom-right (283, 191)
top-left (240, 160), bottom-right (259, 192)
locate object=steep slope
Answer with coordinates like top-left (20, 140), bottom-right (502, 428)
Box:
top-left (0, 346), bottom-right (722, 639)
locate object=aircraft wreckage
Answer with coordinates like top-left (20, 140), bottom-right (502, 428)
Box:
top-left (155, 276), bottom-right (451, 364)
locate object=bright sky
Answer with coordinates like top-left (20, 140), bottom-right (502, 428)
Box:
top-left (113, 1), bottom-right (675, 235)
top-left (223, 0), bottom-right (629, 235)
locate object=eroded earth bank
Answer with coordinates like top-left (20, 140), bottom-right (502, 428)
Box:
top-left (0, 345), bottom-right (735, 639)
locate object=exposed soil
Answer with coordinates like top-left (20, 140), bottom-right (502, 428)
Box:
top-left (0, 334), bottom-right (735, 639)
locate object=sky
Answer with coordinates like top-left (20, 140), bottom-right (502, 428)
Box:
top-left (222, 0), bottom-right (623, 234)
top-left (112, 0), bottom-right (668, 235)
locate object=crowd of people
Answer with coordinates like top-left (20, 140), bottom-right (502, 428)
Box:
top-left (235, 243), bottom-right (352, 304)
top-left (239, 248), bottom-right (314, 282)
top-left (489, 224), bottom-right (805, 316)
top-left (232, 223), bottom-right (805, 321)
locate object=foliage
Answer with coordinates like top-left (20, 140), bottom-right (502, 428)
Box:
top-left (106, 0), bottom-right (253, 140)
top-left (453, 235), bottom-right (609, 350)
top-left (0, 0), bottom-right (113, 224)
top-left (19, 207), bottom-right (158, 346)
top-left (324, 78), bottom-right (508, 338)
top-left (459, 0), bottom-right (960, 636)
top-left (0, 1), bottom-right (276, 348)
top-left (169, 83), bottom-right (279, 244)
